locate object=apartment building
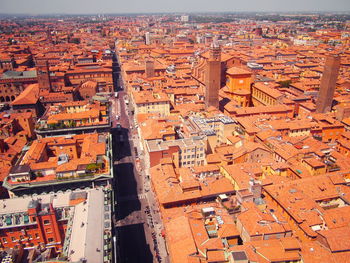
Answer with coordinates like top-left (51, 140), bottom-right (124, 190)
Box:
top-left (0, 188), bottom-right (112, 262)
top-left (3, 133), bottom-right (112, 197)
top-left (132, 89), bottom-right (170, 117)
top-left (146, 137), bottom-right (206, 168)
top-left (35, 100), bottom-right (111, 137)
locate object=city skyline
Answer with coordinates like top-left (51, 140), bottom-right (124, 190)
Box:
top-left (1, 0), bottom-right (350, 14)
top-left (0, 4), bottom-right (350, 263)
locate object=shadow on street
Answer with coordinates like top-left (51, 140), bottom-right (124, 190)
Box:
top-left (117, 223), bottom-right (153, 263)
top-left (114, 162), bottom-right (141, 221)
top-left (112, 117), bottom-right (153, 263)
top-left (112, 127), bottom-right (132, 160)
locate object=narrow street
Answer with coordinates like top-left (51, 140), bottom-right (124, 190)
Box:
top-left (112, 64), bottom-right (168, 262)
top-left (111, 87), bottom-right (152, 262)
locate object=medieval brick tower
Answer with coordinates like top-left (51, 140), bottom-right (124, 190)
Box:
top-left (205, 43), bottom-right (221, 109)
top-left (47, 28), bottom-right (53, 44)
top-left (36, 60), bottom-right (52, 94)
top-left (316, 55), bottom-right (341, 113)
top-left (145, 60), bottom-right (155, 78)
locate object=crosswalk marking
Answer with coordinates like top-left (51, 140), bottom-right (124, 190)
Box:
top-left (138, 193), bottom-right (147, 199)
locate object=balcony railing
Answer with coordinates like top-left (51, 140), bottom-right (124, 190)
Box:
top-left (4, 172), bottom-right (112, 190)
top-left (0, 213), bottom-right (36, 229)
top-left (35, 121), bottom-right (111, 133)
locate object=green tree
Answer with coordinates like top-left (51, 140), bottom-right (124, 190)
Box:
top-left (279, 80), bottom-right (291, 88)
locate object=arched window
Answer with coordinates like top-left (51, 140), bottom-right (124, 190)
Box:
top-left (5, 96), bottom-right (10, 102)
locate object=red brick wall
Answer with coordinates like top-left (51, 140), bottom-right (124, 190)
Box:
top-left (149, 146), bottom-right (179, 167)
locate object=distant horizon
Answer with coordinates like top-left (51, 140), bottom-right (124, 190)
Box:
top-left (1, 0), bottom-right (350, 16)
top-left (0, 10), bottom-right (349, 17)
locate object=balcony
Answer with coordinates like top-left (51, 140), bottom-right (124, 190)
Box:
top-left (0, 213), bottom-right (36, 229)
top-left (3, 169), bottom-right (111, 191)
top-left (35, 118), bottom-right (111, 134)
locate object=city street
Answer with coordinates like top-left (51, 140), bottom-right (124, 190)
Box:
top-left (0, 10), bottom-right (347, 263)
top-left (112, 80), bottom-right (169, 262)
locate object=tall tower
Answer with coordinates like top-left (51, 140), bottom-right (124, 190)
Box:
top-left (36, 60), bottom-right (52, 94)
top-left (316, 55), bottom-right (341, 113)
top-left (145, 32), bottom-right (151, 45)
top-left (145, 60), bottom-right (155, 78)
top-left (47, 28), bottom-right (53, 43)
top-left (255, 27), bottom-right (263, 36)
top-left (205, 43), bottom-right (221, 109)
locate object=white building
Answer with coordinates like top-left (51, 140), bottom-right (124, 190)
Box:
top-left (145, 32), bottom-right (151, 45)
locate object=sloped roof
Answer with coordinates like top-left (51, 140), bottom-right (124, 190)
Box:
top-left (11, 83), bottom-right (39, 106)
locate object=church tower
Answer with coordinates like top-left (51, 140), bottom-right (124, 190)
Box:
top-left (205, 43), bottom-right (221, 109)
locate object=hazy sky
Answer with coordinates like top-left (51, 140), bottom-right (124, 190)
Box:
top-left (1, 0), bottom-right (350, 14)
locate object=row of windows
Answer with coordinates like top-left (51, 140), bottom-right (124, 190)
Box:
top-left (180, 147), bottom-right (204, 153)
top-left (181, 160), bottom-right (204, 166)
top-left (146, 105), bottom-right (162, 110)
top-left (140, 110), bottom-right (169, 116)
top-left (180, 153), bottom-right (204, 160)
top-left (182, 154), bottom-right (195, 159)
top-left (0, 96), bottom-right (16, 102)
top-left (2, 219), bottom-right (53, 244)
top-left (139, 102), bottom-right (166, 107)
top-left (182, 160), bottom-right (195, 165)
top-left (2, 232), bottom-right (40, 244)
top-left (70, 73), bottom-right (110, 79)
top-left (0, 89), bottom-right (19, 94)
top-left (253, 89), bottom-right (276, 104)
top-left (2, 235), bottom-right (54, 244)
top-left (0, 84), bottom-right (23, 88)
top-left (290, 128), bottom-right (310, 133)
top-left (142, 109), bottom-right (168, 115)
